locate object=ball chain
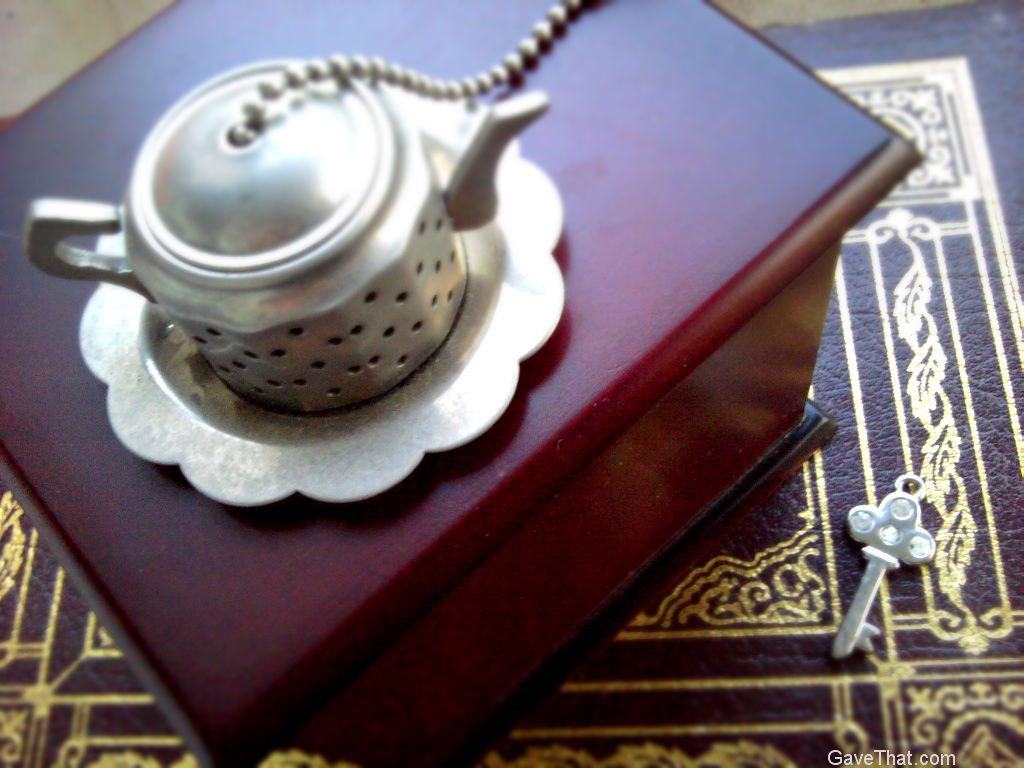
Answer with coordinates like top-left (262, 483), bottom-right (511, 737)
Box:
top-left (228, 0), bottom-right (594, 147)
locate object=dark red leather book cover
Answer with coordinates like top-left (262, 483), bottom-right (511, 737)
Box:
top-left (0, 1), bottom-right (917, 765)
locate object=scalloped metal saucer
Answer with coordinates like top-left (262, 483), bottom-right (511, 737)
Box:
top-left (79, 147), bottom-right (563, 506)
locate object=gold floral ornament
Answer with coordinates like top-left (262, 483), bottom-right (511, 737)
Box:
top-left (260, 750), bottom-right (360, 768)
top-left (907, 682), bottom-right (1024, 756)
top-left (83, 753), bottom-right (197, 768)
top-left (628, 525), bottom-right (827, 630)
top-left (0, 492), bottom-right (26, 604)
top-left (0, 709), bottom-right (28, 765)
top-left (877, 207), bottom-right (1012, 653)
top-left (480, 741), bottom-right (796, 768)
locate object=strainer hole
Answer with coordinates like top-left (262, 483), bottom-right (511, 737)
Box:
top-left (267, 379), bottom-right (282, 387)
top-left (253, 387), bottom-right (265, 394)
top-left (311, 360), bottom-right (326, 369)
top-left (431, 295), bottom-right (439, 307)
top-left (447, 290), bottom-right (453, 303)
top-left (383, 326), bottom-right (395, 338)
top-left (397, 354), bottom-right (408, 367)
top-left (348, 365), bottom-right (361, 375)
top-left (369, 355), bottom-right (381, 366)
top-left (418, 221), bottom-right (426, 235)
top-left (416, 262), bottom-right (424, 275)
top-left (435, 260), bottom-right (441, 273)
top-left (328, 337), bottom-right (343, 346)
top-left (206, 328), bottom-right (222, 336)
top-left (450, 250), bottom-right (456, 263)
top-left (232, 360), bottom-right (247, 369)
top-left (271, 349), bottom-right (286, 358)
top-left (294, 378), bottom-right (307, 386)
top-left (218, 365), bottom-right (232, 374)
top-left (412, 320), bottom-right (423, 333)
top-left (435, 218), bottom-right (443, 230)
top-left (364, 291), bottom-right (377, 304)
top-left (192, 336), bottom-right (207, 345)
top-left (289, 327), bottom-right (305, 336)
top-left (328, 388), bottom-right (341, 396)
top-left (350, 324), bottom-right (364, 335)
top-left (396, 291), bottom-right (408, 304)
top-left (244, 350), bottom-right (259, 359)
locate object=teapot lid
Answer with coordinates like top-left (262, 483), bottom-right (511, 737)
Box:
top-left (131, 62), bottom-right (395, 272)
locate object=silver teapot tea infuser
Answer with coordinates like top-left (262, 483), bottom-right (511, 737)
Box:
top-left (24, 2), bottom-right (591, 504)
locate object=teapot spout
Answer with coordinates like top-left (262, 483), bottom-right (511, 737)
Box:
top-left (445, 92), bottom-right (549, 230)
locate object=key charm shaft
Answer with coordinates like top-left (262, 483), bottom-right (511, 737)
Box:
top-left (832, 547), bottom-right (897, 657)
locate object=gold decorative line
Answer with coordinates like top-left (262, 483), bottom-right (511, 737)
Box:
top-left (83, 613), bottom-right (121, 659)
top-left (67, 738), bottom-right (186, 748)
top-left (47, 656), bottom-right (84, 693)
top-left (862, 223), bottom-right (905, 664)
top-left (510, 723), bottom-right (836, 740)
top-left (909, 657), bottom-right (1024, 669)
top-left (951, 59), bottom-right (1024, 465)
top-left (37, 566), bottom-right (64, 688)
top-left (835, 259), bottom-right (877, 506)
top-left (815, 449), bottom-right (842, 624)
top-left (561, 668), bottom-right (1024, 695)
top-left (933, 223), bottom-right (972, 236)
top-left (563, 675), bottom-right (878, 693)
top-left (47, 695), bottom-right (158, 706)
top-left (618, 626), bottom-right (836, 641)
top-left (832, 681), bottom-right (870, 755)
top-left (867, 212), bottom-right (916, 479)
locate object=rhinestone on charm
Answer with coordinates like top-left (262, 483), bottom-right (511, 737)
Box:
top-left (878, 525), bottom-right (901, 546)
top-left (908, 535), bottom-right (934, 560)
top-left (850, 508), bottom-right (874, 533)
top-left (886, 497), bottom-right (915, 520)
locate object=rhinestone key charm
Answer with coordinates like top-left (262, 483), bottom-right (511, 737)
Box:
top-left (832, 474), bottom-right (935, 659)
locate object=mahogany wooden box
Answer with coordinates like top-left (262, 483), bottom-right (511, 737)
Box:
top-left (0, 1), bottom-right (917, 766)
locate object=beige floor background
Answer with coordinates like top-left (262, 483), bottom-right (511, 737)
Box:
top-left (0, 0), bottom-right (974, 122)
top-left (0, 0), bottom-right (173, 120)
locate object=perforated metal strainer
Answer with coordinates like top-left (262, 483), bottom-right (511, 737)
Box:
top-left (181, 209), bottom-right (468, 411)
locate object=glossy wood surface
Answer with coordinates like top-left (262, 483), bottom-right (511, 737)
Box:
top-left (0, 1), bottom-right (915, 764)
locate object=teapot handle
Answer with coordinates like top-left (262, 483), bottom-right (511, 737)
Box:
top-left (24, 199), bottom-right (152, 300)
